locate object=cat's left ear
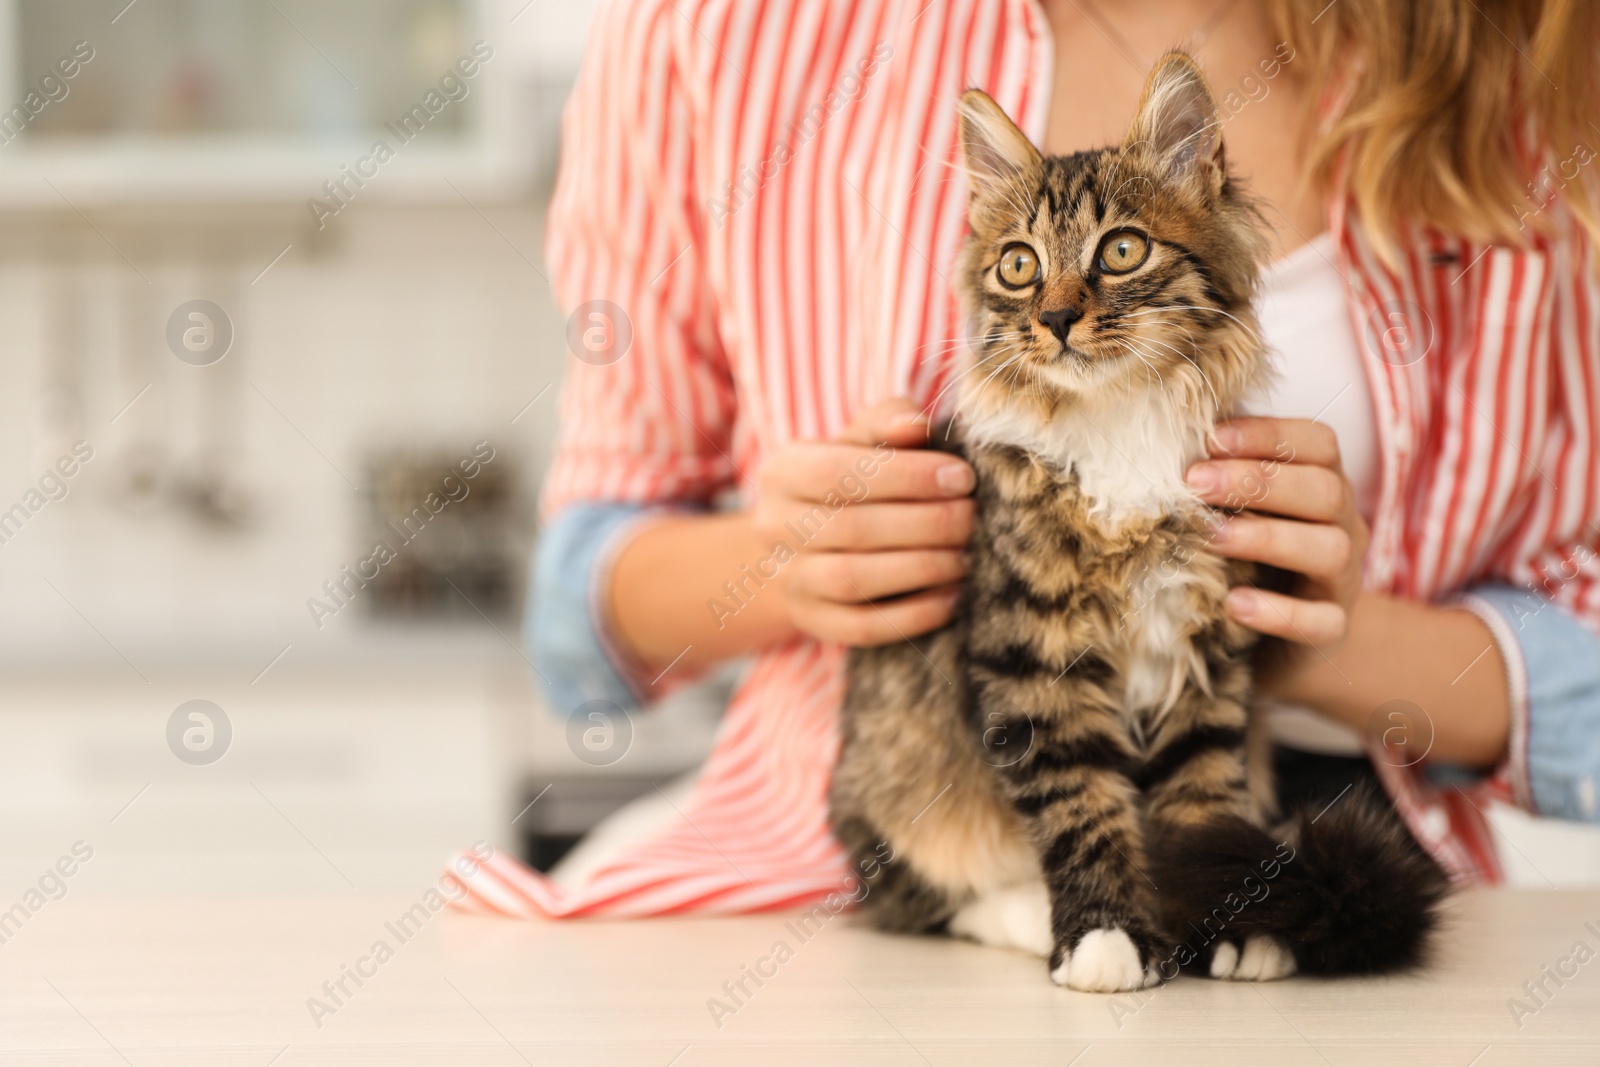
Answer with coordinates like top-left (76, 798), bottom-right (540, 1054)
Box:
top-left (1125, 51), bottom-right (1225, 193)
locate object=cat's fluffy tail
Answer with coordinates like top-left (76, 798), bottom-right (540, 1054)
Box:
top-left (1146, 786), bottom-right (1450, 976)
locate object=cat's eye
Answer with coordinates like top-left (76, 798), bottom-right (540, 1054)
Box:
top-left (1097, 230), bottom-right (1150, 274)
top-left (995, 243), bottom-right (1040, 288)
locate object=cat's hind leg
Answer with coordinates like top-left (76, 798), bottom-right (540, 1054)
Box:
top-left (948, 881), bottom-right (1054, 957)
top-left (830, 814), bottom-right (959, 935)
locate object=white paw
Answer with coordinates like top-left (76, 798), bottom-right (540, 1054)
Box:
top-left (1211, 936), bottom-right (1296, 981)
top-left (1236, 936), bottom-right (1296, 980)
top-left (1209, 940), bottom-right (1240, 978)
top-left (1050, 928), bottom-right (1156, 993)
top-left (949, 883), bottom-right (1053, 958)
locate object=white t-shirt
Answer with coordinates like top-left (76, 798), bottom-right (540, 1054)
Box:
top-left (1245, 232), bottom-right (1375, 756)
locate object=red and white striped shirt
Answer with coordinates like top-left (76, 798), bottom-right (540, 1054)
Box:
top-left (451, 0), bottom-right (1600, 916)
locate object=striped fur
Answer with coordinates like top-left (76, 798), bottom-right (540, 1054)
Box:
top-left (830, 54), bottom-right (1446, 991)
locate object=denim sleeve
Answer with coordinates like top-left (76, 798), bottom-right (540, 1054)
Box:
top-left (526, 503), bottom-right (663, 716)
top-left (1454, 583), bottom-right (1600, 821)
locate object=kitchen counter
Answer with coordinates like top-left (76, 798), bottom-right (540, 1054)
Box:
top-left (2, 889), bottom-right (1597, 1065)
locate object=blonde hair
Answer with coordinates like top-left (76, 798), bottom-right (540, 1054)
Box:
top-left (1271, 0), bottom-right (1599, 256)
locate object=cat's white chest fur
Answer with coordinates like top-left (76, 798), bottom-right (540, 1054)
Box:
top-left (964, 386), bottom-right (1213, 719)
top-left (963, 386), bottom-right (1210, 521)
top-left (1121, 571), bottom-right (1205, 719)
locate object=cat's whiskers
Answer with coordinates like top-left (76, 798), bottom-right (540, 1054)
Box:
top-left (949, 362), bottom-right (1024, 435)
top-left (924, 357), bottom-right (1000, 423)
top-left (1109, 339), bottom-right (1165, 392)
top-left (1127, 332), bottom-right (1222, 411)
top-left (972, 348), bottom-right (1029, 398)
top-left (921, 332), bottom-right (1032, 419)
top-left (1027, 359), bottom-right (1051, 411)
top-left (950, 347), bottom-right (1030, 428)
top-left (1132, 352), bottom-right (1161, 391)
top-left (1002, 347), bottom-right (1051, 418)
top-left (919, 334), bottom-right (1021, 366)
top-left (1123, 305), bottom-right (1261, 344)
top-left (1115, 349), bottom-right (1155, 403)
top-left (917, 328), bottom-right (1030, 383)
top-left (1007, 346), bottom-right (1044, 399)
top-left (1117, 315), bottom-right (1199, 352)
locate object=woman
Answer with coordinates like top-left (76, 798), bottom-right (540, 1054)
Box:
top-left (455, 0), bottom-right (1600, 917)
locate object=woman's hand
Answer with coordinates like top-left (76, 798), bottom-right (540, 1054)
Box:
top-left (1182, 416), bottom-right (1512, 766)
top-left (753, 398), bottom-right (976, 646)
top-left (1185, 417), bottom-right (1369, 654)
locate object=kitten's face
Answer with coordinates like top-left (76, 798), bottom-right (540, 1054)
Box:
top-left (956, 54), bottom-right (1269, 423)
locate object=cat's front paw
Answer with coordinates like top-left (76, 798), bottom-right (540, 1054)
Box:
top-left (1049, 927), bottom-right (1162, 993)
top-left (1208, 935), bottom-right (1296, 981)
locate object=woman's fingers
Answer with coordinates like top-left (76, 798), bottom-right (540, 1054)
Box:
top-left (1211, 416), bottom-right (1342, 470)
top-left (1225, 585), bottom-right (1347, 647)
top-left (763, 442), bottom-right (974, 503)
top-left (793, 498), bottom-right (975, 550)
top-left (1187, 458), bottom-right (1350, 522)
top-left (753, 489), bottom-right (971, 559)
top-left (1209, 513), bottom-right (1353, 580)
top-left (791, 548), bottom-right (968, 604)
top-left (835, 397), bottom-right (938, 448)
top-left (754, 399), bottom-right (979, 648)
top-left (1199, 415), bottom-right (1368, 658)
top-left (788, 582), bottom-right (963, 646)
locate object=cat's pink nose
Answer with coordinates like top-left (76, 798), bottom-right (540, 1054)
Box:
top-left (1039, 306), bottom-right (1083, 343)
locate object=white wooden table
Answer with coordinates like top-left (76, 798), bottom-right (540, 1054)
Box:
top-left (1, 890), bottom-right (1597, 1065)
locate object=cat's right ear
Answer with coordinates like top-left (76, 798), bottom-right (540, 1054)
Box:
top-left (957, 90), bottom-right (1042, 202)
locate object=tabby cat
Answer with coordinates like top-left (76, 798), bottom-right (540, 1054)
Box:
top-left (829, 52), bottom-right (1447, 993)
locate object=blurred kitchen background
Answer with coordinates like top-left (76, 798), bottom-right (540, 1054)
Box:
top-left (0, 0), bottom-right (723, 900)
top-left (0, 0), bottom-right (1595, 904)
